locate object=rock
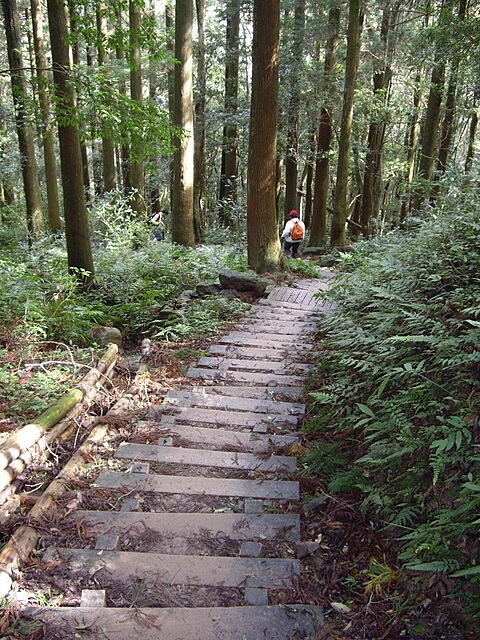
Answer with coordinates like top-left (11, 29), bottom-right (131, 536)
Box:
top-left (219, 269), bottom-right (263, 292)
top-left (91, 326), bottom-right (123, 349)
top-left (195, 281), bottom-right (222, 296)
top-left (255, 279), bottom-right (270, 294)
top-left (177, 290), bottom-right (198, 305)
top-left (319, 254), bottom-right (337, 267)
top-left (294, 541), bottom-right (320, 558)
top-left (302, 247), bottom-right (325, 256)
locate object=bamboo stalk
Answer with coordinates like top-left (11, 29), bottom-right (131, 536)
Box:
top-left (0, 344), bottom-right (118, 473)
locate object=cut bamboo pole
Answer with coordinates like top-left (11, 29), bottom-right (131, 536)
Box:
top-left (0, 344), bottom-right (118, 474)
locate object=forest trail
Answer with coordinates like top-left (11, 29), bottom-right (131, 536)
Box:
top-left (24, 274), bottom-right (335, 640)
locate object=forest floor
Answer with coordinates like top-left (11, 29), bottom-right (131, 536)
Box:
top-left (1, 273), bottom-right (478, 640)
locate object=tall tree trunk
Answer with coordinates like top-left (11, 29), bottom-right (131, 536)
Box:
top-left (309, 5), bottom-right (340, 246)
top-left (166, 3), bottom-right (175, 206)
top-left (30, 0), bottom-right (61, 232)
top-left (114, 6), bottom-right (131, 196)
top-left (193, 0), bottom-right (206, 242)
top-left (330, 0), bottom-right (363, 247)
top-left (172, 0), bottom-right (195, 246)
top-left (129, 0), bottom-right (146, 215)
top-left (2, 0), bottom-right (43, 242)
top-left (360, 2), bottom-right (397, 238)
top-left (399, 71), bottom-right (422, 227)
top-left (97, 1), bottom-right (116, 193)
top-left (219, 0), bottom-right (240, 212)
top-left (246, 0), bottom-right (281, 273)
top-left (283, 0), bottom-right (305, 219)
top-left (465, 103), bottom-right (478, 173)
top-left (47, 0), bottom-right (95, 286)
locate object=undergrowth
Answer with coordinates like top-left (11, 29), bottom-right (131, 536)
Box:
top-left (303, 194), bottom-right (480, 619)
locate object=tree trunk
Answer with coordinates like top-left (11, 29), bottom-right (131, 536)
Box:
top-left (399, 71), bottom-right (422, 227)
top-left (30, 0), bottom-right (61, 232)
top-left (172, 0), bottom-right (196, 246)
top-left (47, 0), bottom-right (95, 286)
top-left (309, 6), bottom-right (340, 246)
top-left (219, 0), bottom-right (240, 212)
top-left (193, 0), bottom-right (206, 242)
top-left (129, 0), bottom-right (146, 215)
top-left (2, 0), bottom-right (43, 242)
top-left (330, 0), bottom-right (363, 247)
top-left (465, 104), bottom-right (478, 173)
top-left (114, 6), bottom-right (131, 196)
top-left (246, 0), bottom-right (281, 273)
top-left (166, 3), bottom-right (175, 206)
top-left (97, 1), bottom-right (116, 193)
top-left (283, 0), bottom-right (305, 220)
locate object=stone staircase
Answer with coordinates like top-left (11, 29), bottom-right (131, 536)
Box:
top-left (25, 277), bottom-right (333, 639)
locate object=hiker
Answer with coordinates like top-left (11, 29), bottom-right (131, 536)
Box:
top-left (148, 208), bottom-right (170, 241)
top-left (281, 210), bottom-right (305, 258)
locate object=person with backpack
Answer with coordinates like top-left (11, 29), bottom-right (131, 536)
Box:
top-left (281, 209), bottom-right (305, 258)
top-left (148, 208), bottom-right (170, 241)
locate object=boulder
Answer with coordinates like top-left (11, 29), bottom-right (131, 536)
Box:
top-left (195, 281), bottom-right (222, 296)
top-left (91, 326), bottom-right (123, 349)
top-left (302, 247), bottom-right (325, 256)
top-left (219, 269), bottom-right (265, 292)
top-left (319, 254), bottom-right (337, 267)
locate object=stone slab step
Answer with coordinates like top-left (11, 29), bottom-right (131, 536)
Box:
top-left (165, 390), bottom-right (305, 415)
top-left (221, 330), bottom-right (310, 344)
top-left (259, 298), bottom-right (319, 310)
top-left (195, 356), bottom-right (311, 375)
top-left (165, 405), bottom-right (299, 428)
top-left (247, 307), bottom-right (322, 320)
top-left (72, 511), bottom-right (300, 541)
top-left (268, 288), bottom-right (317, 306)
top-left (159, 419), bottom-right (298, 451)
top-left (208, 344), bottom-right (287, 361)
top-left (218, 334), bottom-right (315, 350)
top-left (45, 548), bottom-right (300, 589)
top-left (115, 442), bottom-right (297, 473)
top-left (95, 470), bottom-right (299, 500)
top-left (190, 385), bottom-right (305, 401)
top-left (24, 605), bottom-right (324, 640)
top-left (234, 322), bottom-right (317, 334)
top-left (186, 368), bottom-right (306, 387)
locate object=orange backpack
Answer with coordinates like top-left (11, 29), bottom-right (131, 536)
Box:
top-left (291, 220), bottom-right (304, 241)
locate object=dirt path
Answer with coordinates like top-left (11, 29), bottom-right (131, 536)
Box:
top-left (19, 276), bottom-right (334, 640)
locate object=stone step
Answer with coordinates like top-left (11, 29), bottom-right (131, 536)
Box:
top-left (115, 442), bottom-right (297, 473)
top-left (195, 356), bottom-right (311, 375)
top-left (24, 605), bottom-right (324, 640)
top-left (44, 548), bottom-right (300, 589)
top-left (259, 298), bottom-right (319, 310)
top-left (165, 390), bottom-right (305, 415)
top-left (268, 288), bottom-right (318, 306)
top-left (95, 470), bottom-right (299, 500)
top-left (221, 330), bottom-right (311, 344)
top-left (186, 368), bottom-right (306, 387)
top-left (234, 322), bottom-right (317, 334)
top-left (165, 405), bottom-right (299, 429)
top-left (190, 385), bottom-right (305, 401)
top-left (208, 344), bottom-right (287, 361)
top-left (247, 307), bottom-right (322, 320)
top-left (218, 334), bottom-right (315, 351)
top-left (72, 511), bottom-right (300, 541)
top-left (159, 419), bottom-right (298, 451)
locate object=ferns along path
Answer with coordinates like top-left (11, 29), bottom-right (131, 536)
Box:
top-left (0, 277), bottom-right (333, 640)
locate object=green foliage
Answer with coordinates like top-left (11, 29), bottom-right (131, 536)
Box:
top-left (303, 197), bottom-right (480, 608)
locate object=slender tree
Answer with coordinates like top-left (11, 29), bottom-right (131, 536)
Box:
top-left (465, 96), bottom-right (478, 173)
top-left (309, 4), bottom-right (340, 246)
top-left (330, 0), bottom-right (363, 247)
top-left (283, 0), bottom-right (305, 219)
top-left (30, 0), bottom-right (61, 232)
top-left (219, 0), bottom-right (240, 210)
top-left (2, 0), bottom-right (43, 241)
top-left (399, 71), bottom-right (422, 227)
top-left (97, 0), bottom-right (116, 193)
top-left (246, 0), bottom-right (281, 273)
top-left (193, 0), bottom-right (206, 241)
top-left (129, 0), bottom-right (146, 215)
top-left (47, 0), bottom-right (95, 285)
top-left (172, 0), bottom-right (196, 246)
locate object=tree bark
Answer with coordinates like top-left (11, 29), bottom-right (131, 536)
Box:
top-left (97, 0), bottom-right (116, 193)
top-left (47, 0), bottom-right (95, 286)
top-left (283, 0), bottom-right (305, 219)
top-left (30, 0), bottom-right (61, 233)
top-left (2, 0), bottom-right (43, 242)
top-left (219, 0), bottom-right (240, 212)
top-left (166, 3), bottom-right (175, 206)
top-left (129, 0), bottom-right (146, 215)
top-left (399, 71), bottom-right (422, 227)
top-left (465, 104), bottom-right (478, 173)
top-left (330, 0), bottom-right (363, 247)
top-left (193, 0), bottom-right (206, 242)
top-left (309, 3), bottom-right (340, 247)
top-left (246, 0), bottom-right (281, 273)
top-left (172, 0), bottom-right (196, 246)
